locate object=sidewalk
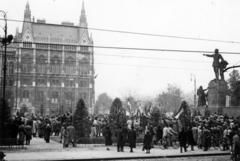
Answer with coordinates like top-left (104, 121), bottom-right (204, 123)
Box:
top-left (3, 137), bottom-right (230, 161)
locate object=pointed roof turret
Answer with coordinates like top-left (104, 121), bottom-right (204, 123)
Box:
top-left (24, 1), bottom-right (31, 21)
top-left (79, 1), bottom-right (87, 27)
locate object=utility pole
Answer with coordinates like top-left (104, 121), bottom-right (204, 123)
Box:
top-left (191, 73), bottom-right (197, 108)
top-left (0, 10), bottom-right (13, 143)
top-left (1, 10), bottom-right (7, 104)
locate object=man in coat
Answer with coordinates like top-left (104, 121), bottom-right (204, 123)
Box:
top-left (179, 127), bottom-right (188, 153)
top-left (44, 124), bottom-right (52, 143)
top-left (103, 125), bottom-right (112, 150)
top-left (116, 126), bottom-right (125, 152)
top-left (143, 130), bottom-right (152, 154)
top-left (67, 124), bottom-right (76, 147)
top-left (128, 126), bottom-right (136, 152)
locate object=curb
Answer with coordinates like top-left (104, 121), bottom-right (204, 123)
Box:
top-left (37, 152), bottom-right (231, 161)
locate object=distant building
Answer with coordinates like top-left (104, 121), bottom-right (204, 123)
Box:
top-left (13, 2), bottom-right (95, 115)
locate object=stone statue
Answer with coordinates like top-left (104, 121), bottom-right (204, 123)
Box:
top-left (197, 86), bottom-right (207, 107)
top-left (203, 48), bottom-right (228, 80)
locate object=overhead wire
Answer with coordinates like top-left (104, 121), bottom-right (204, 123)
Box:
top-left (1, 18), bottom-right (240, 44)
top-left (7, 41), bottom-right (240, 55)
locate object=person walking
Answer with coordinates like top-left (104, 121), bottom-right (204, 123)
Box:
top-left (63, 125), bottom-right (69, 148)
top-left (25, 124), bottom-right (32, 145)
top-left (179, 127), bottom-right (187, 153)
top-left (128, 126), bottom-right (136, 152)
top-left (143, 130), bottom-right (152, 154)
top-left (44, 123), bottom-right (52, 143)
top-left (67, 124), bottom-right (76, 147)
top-left (103, 126), bottom-right (112, 150)
top-left (187, 126), bottom-right (195, 151)
top-left (116, 126), bottom-right (125, 152)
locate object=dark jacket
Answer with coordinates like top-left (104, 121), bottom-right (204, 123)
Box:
top-left (103, 126), bottom-right (112, 146)
top-left (187, 128), bottom-right (195, 146)
top-left (116, 128), bottom-right (126, 147)
top-left (143, 131), bottom-right (152, 150)
top-left (178, 130), bottom-right (187, 147)
top-left (128, 129), bottom-right (136, 148)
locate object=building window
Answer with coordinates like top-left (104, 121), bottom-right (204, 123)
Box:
top-left (51, 79), bottom-right (60, 87)
top-left (21, 55), bottom-right (32, 73)
top-left (51, 91), bottom-right (59, 104)
top-left (21, 77), bottom-right (31, 86)
top-left (36, 91), bottom-right (44, 103)
top-left (64, 45), bottom-right (76, 51)
top-left (65, 92), bottom-right (74, 104)
top-left (50, 44), bottom-right (62, 50)
top-left (22, 90), bottom-right (29, 102)
top-left (65, 79), bottom-right (75, 87)
top-left (23, 42), bottom-right (32, 48)
top-left (65, 57), bottom-right (75, 74)
top-left (50, 56), bottom-right (61, 73)
top-left (80, 46), bottom-right (89, 52)
top-left (7, 78), bottom-right (14, 86)
top-left (79, 79), bottom-right (88, 87)
top-left (8, 62), bottom-right (14, 75)
top-left (37, 55), bottom-right (48, 73)
top-left (36, 78), bottom-right (46, 86)
top-left (79, 58), bottom-right (89, 75)
top-left (36, 43), bottom-right (48, 49)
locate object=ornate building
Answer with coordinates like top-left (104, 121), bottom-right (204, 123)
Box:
top-left (0, 45), bottom-right (16, 110)
top-left (14, 2), bottom-right (95, 115)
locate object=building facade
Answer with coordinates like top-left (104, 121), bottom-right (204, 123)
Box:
top-left (0, 45), bottom-right (16, 111)
top-left (14, 2), bottom-right (95, 115)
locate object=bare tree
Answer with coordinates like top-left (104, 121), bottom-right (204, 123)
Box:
top-left (156, 84), bottom-right (183, 112)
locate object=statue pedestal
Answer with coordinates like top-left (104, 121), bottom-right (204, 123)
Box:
top-left (207, 79), bottom-right (228, 114)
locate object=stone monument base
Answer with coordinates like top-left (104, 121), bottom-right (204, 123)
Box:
top-left (207, 79), bottom-right (228, 114)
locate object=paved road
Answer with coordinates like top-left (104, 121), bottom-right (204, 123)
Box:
top-left (2, 137), bottom-right (231, 161)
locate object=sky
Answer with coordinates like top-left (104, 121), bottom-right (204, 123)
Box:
top-left (1, 0), bottom-right (240, 99)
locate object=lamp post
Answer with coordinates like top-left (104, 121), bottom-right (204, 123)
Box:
top-left (191, 73), bottom-right (197, 108)
top-left (0, 10), bottom-right (13, 103)
top-left (0, 10), bottom-right (13, 143)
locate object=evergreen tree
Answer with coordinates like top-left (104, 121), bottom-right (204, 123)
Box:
top-left (109, 98), bottom-right (127, 135)
top-left (73, 98), bottom-right (91, 138)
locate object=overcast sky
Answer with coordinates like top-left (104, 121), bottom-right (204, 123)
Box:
top-left (1, 0), bottom-right (240, 99)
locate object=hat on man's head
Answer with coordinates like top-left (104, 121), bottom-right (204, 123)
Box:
top-left (215, 48), bottom-right (219, 53)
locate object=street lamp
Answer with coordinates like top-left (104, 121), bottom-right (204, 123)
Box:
top-left (190, 73), bottom-right (197, 108)
top-left (0, 10), bottom-right (13, 144)
top-left (0, 10), bottom-right (13, 104)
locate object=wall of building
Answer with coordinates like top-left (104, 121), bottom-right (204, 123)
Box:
top-left (15, 43), bottom-right (94, 116)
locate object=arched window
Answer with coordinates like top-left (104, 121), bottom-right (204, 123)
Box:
top-left (37, 55), bottom-right (47, 73)
top-left (51, 91), bottom-right (59, 104)
top-left (50, 55), bottom-right (61, 73)
top-left (21, 54), bottom-right (32, 73)
top-left (65, 56), bottom-right (75, 73)
top-left (79, 57), bottom-right (89, 75)
top-left (22, 90), bottom-right (29, 102)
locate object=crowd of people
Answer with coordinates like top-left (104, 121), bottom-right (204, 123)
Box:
top-left (100, 113), bottom-right (240, 158)
top-left (2, 108), bottom-right (240, 160)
